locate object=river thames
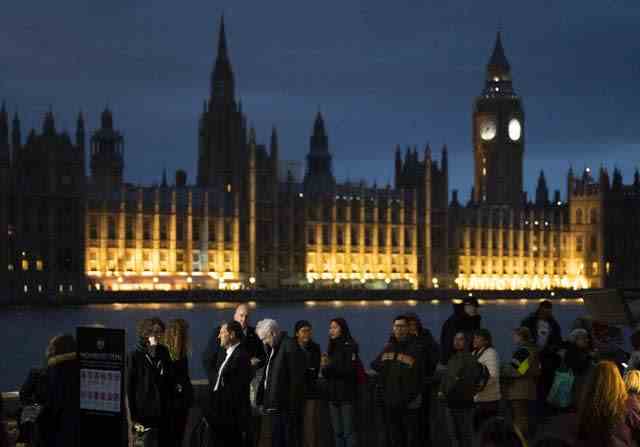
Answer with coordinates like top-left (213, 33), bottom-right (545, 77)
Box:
top-left (1, 299), bottom-right (587, 391)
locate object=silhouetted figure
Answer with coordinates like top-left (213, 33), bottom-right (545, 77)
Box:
top-left (439, 331), bottom-right (476, 447)
top-left (322, 318), bottom-right (358, 447)
top-left (165, 319), bottom-right (194, 446)
top-left (126, 318), bottom-right (172, 447)
top-left (294, 320), bottom-right (322, 447)
top-left (440, 298), bottom-right (482, 364)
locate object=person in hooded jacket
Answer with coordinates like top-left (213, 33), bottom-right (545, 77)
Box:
top-left (126, 317), bottom-right (173, 447)
top-left (440, 298), bottom-right (482, 364)
top-left (28, 334), bottom-right (81, 447)
top-left (321, 318), bottom-right (358, 447)
top-left (371, 315), bottom-right (424, 447)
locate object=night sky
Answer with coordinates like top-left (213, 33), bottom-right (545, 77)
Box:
top-left (1, 1), bottom-right (639, 201)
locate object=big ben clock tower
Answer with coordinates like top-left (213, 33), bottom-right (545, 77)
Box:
top-left (473, 32), bottom-right (524, 207)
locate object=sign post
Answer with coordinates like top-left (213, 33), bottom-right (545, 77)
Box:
top-left (77, 326), bottom-right (126, 447)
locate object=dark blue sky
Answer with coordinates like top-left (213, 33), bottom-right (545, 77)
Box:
top-left (1, 1), bottom-right (639, 201)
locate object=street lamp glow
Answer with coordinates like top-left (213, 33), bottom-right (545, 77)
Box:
top-left (249, 276), bottom-right (256, 285)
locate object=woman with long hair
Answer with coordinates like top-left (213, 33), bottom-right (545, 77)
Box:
top-left (126, 317), bottom-right (173, 447)
top-left (164, 319), bottom-right (193, 446)
top-left (624, 369), bottom-right (640, 397)
top-left (578, 360), bottom-right (640, 446)
top-left (321, 318), bottom-right (358, 447)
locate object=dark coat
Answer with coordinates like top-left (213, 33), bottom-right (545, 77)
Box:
top-left (0, 391), bottom-right (9, 447)
top-left (257, 332), bottom-right (306, 413)
top-left (202, 325), bottom-right (266, 374)
top-left (440, 303), bottom-right (482, 363)
top-left (439, 351), bottom-right (478, 409)
top-left (299, 340), bottom-right (322, 400)
top-left (168, 356), bottom-right (194, 412)
top-left (414, 327), bottom-right (440, 381)
top-left (126, 344), bottom-right (172, 427)
top-left (322, 337), bottom-right (357, 403)
top-left (207, 344), bottom-right (252, 428)
top-left (371, 337), bottom-right (424, 410)
top-left (41, 353), bottom-right (80, 447)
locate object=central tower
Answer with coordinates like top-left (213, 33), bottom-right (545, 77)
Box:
top-left (197, 16), bottom-right (247, 191)
top-left (473, 32), bottom-right (524, 207)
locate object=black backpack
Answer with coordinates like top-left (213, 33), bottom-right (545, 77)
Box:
top-left (446, 356), bottom-right (490, 403)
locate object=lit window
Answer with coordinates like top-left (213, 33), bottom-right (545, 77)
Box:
top-left (493, 76), bottom-right (500, 82)
top-left (24, 284), bottom-right (28, 293)
top-left (226, 184), bottom-right (232, 193)
top-left (69, 285), bottom-right (73, 292)
top-left (21, 260), bottom-right (29, 271)
top-left (482, 168), bottom-right (486, 176)
top-left (38, 285), bottom-right (43, 292)
top-left (36, 260), bottom-right (43, 271)
top-left (59, 284), bottom-right (63, 292)
top-left (7, 264), bottom-right (13, 271)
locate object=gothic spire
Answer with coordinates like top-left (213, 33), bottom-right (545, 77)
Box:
top-left (43, 107), bottom-right (55, 135)
top-left (488, 31), bottom-right (510, 72)
top-left (536, 170), bottom-right (549, 205)
top-left (101, 107), bottom-right (113, 129)
top-left (313, 111), bottom-right (326, 137)
top-left (211, 14), bottom-right (235, 104)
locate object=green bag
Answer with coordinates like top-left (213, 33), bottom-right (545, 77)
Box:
top-left (546, 368), bottom-right (575, 408)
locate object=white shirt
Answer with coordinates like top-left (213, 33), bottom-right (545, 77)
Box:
top-left (264, 347), bottom-right (274, 390)
top-left (213, 342), bottom-right (240, 392)
top-left (537, 320), bottom-right (551, 349)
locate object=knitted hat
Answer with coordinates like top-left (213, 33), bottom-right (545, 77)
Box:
top-left (294, 320), bottom-right (312, 334)
top-left (463, 297), bottom-right (480, 307)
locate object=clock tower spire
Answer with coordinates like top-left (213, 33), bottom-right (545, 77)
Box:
top-left (472, 31), bottom-right (524, 207)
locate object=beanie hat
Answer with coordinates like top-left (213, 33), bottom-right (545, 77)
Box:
top-left (294, 320), bottom-right (312, 334)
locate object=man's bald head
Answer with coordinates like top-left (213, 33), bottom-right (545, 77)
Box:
top-left (234, 304), bottom-right (250, 330)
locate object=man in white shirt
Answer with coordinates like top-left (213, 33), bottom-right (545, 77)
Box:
top-left (207, 320), bottom-right (251, 446)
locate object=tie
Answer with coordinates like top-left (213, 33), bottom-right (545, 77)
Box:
top-left (213, 351), bottom-right (226, 391)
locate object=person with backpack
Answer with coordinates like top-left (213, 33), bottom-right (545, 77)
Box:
top-left (501, 327), bottom-right (541, 439)
top-left (371, 315), bottom-right (424, 447)
top-left (321, 318), bottom-right (359, 447)
top-left (438, 331), bottom-right (478, 447)
top-left (472, 328), bottom-right (501, 432)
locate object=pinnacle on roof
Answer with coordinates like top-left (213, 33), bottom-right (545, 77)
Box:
top-left (488, 31), bottom-right (510, 72)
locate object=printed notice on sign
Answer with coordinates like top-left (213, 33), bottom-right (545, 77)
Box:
top-left (80, 368), bottom-right (121, 413)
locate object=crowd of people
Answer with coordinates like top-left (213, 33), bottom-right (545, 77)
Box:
top-left (10, 298), bottom-right (640, 447)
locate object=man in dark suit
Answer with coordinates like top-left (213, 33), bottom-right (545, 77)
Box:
top-left (202, 303), bottom-right (266, 375)
top-left (205, 320), bottom-right (251, 446)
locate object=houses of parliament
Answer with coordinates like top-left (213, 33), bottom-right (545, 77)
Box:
top-left (1, 18), bottom-right (639, 300)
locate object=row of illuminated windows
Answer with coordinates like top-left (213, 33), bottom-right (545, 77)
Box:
top-left (574, 208), bottom-right (599, 225)
top-left (306, 203), bottom-right (413, 223)
top-left (307, 226), bottom-right (414, 247)
top-left (458, 259), bottom-right (600, 276)
top-left (307, 254), bottom-right (414, 268)
top-left (20, 284), bottom-right (74, 293)
top-left (462, 231), bottom-right (597, 254)
top-left (87, 250), bottom-right (234, 272)
top-left (88, 216), bottom-right (233, 243)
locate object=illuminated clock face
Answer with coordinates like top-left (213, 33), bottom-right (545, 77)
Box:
top-left (509, 118), bottom-right (522, 141)
top-left (480, 119), bottom-right (496, 141)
